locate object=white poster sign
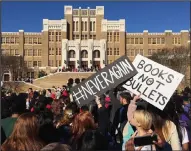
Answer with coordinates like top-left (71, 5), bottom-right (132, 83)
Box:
top-left (123, 54), bottom-right (184, 110)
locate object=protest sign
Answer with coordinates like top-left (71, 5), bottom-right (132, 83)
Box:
top-left (123, 54), bottom-right (184, 110)
top-left (71, 55), bottom-right (137, 107)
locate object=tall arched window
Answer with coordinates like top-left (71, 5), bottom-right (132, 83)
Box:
top-left (81, 21), bottom-right (84, 31)
top-left (81, 50), bottom-right (88, 58)
top-left (93, 50), bottom-right (100, 58)
top-left (76, 21), bottom-right (79, 31)
top-left (68, 50), bottom-right (76, 58)
top-left (73, 21), bottom-right (75, 31)
top-left (93, 21), bottom-right (95, 31)
top-left (90, 21), bottom-right (93, 31)
top-left (85, 22), bottom-right (87, 31)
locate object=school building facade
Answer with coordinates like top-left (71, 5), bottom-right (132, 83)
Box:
top-left (1, 5), bottom-right (190, 80)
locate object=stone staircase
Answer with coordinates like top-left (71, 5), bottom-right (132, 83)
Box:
top-left (33, 72), bottom-right (95, 88)
top-left (3, 81), bottom-right (43, 93)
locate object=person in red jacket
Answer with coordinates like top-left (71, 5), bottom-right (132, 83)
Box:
top-left (62, 85), bottom-right (69, 97)
top-left (47, 89), bottom-right (56, 100)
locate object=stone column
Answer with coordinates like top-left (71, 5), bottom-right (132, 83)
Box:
top-left (62, 39), bottom-right (68, 68)
top-left (88, 40), bottom-right (93, 68)
top-left (75, 41), bottom-right (80, 68)
top-left (9, 70), bottom-right (12, 81)
top-left (100, 39), bottom-right (106, 68)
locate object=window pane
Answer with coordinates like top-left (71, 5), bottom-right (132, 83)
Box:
top-left (73, 21), bottom-right (75, 31)
top-left (110, 48), bottom-right (112, 55)
top-left (33, 49), bottom-right (38, 56)
top-left (10, 49), bottom-right (14, 55)
top-left (15, 49), bottom-right (19, 55)
top-left (90, 22), bottom-right (92, 31)
top-left (25, 49), bottom-right (28, 56)
top-left (15, 37), bottom-right (19, 44)
top-left (178, 38), bottom-right (181, 44)
top-left (126, 49), bottom-right (130, 56)
top-left (1, 37), bottom-right (5, 43)
top-left (59, 48), bottom-right (61, 55)
top-left (38, 49), bottom-right (42, 56)
top-left (28, 61), bottom-right (32, 67)
top-left (135, 49), bottom-right (139, 55)
top-left (93, 21), bottom-right (95, 31)
top-left (85, 22), bottom-right (87, 31)
top-left (24, 37), bottom-right (28, 44)
top-left (152, 38), bottom-right (156, 44)
top-left (148, 49), bottom-right (152, 55)
top-left (139, 38), bottom-right (143, 44)
top-left (157, 38), bottom-right (160, 44)
top-left (148, 38), bottom-right (151, 44)
top-left (161, 38), bottom-right (165, 44)
top-left (131, 38), bottom-right (134, 44)
top-left (131, 49), bottom-right (134, 56)
top-left (28, 49), bottom-right (33, 56)
top-left (140, 49), bottom-right (144, 55)
top-left (135, 38), bottom-right (138, 44)
top-left (114, 32), bottom-right (116, 42)
top-left (81, 21), bottom-right (84, 31)
top-left (127, 38), bottom-right (130, 44)
top-left (76, 21), bottom-right (79, 31)
top-left (10, 37), bottom-right (14, 44)
top-left (38, 61), bottom-right (41, 67)
top-left (33, 38), bottom-right (37, 44)
top-left (5, 37), bottom-right (9, 43)
top-left (29, 38), bottom-right (32, 44)
top-left (117, 32), bottom-right (119, 42)
top-left (33, 61), bottom-right (37, 66)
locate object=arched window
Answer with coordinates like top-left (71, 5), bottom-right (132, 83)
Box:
top-left (81, 50), bottom-right (88, 58)
top-left (85, 22), bottom-right (87, 31)
top-left (68, 50), bottom-right (76, 58)
top-left (90, 21), bottom-right (93, 31)
top-left (93, 50), bottom-right (100, 58)
top-left (73, 21), bottom-right (75, 31)
top-left (81, 21), bottom-right (84, 31)
top-left (76, 21), bottom-right (79, 31)
top-left (93, 21), bottom-right (96, 31)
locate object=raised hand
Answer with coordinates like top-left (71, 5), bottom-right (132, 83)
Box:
top-left (133, 94), bottom-right (141, 102)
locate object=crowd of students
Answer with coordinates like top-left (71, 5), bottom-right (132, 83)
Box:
top-left (1, 79), bottom-right (191, 151)
top-left (57, 66), bottom-right (101, 73)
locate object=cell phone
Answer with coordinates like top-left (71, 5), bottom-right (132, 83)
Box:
top-left (134, 134), bottom-right (157, 147)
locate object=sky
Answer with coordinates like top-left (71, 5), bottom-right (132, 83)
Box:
top-left (1, 1), bottom-right (190, 33)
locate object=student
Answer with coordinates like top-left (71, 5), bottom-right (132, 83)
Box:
top-left (1, 113), bottom-right (44, 151)
top-left (1, 100), bottom-right (20, 138)
top-left (112, 92), bottom-right (132, 145)
top-left (56, 109), bottom-right (75, 144)
top-left (126, 110), bottom-right (153, 151)
top-left (78, 129), bottom-right (108, 151)
top-left (40, 143), bottom-right (71, 151)
top-left (46, 89), bottom-right (52, 98)
top-left (147, 103), bottom-right (181, 150)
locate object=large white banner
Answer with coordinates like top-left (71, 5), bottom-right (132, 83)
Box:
top-left (123, 54), bottom-right (184, 110)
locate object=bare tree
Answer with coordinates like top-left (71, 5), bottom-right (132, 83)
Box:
top-left (1, 54), bottom-right (28, 81)
top-left (149, 46), bottom-right (190, 86)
